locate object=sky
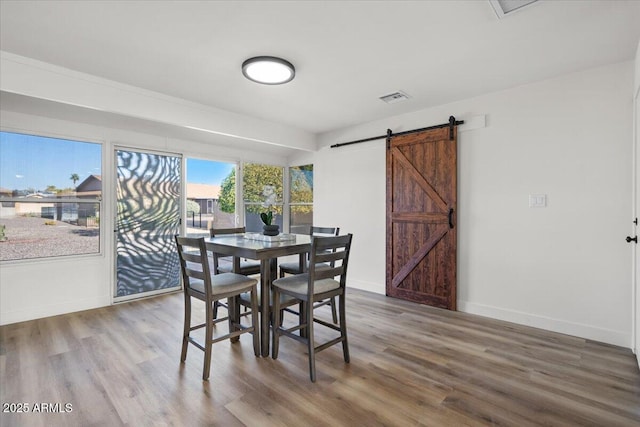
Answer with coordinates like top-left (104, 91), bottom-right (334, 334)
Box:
top-left (0, 131), bottom-right (235, 191)
top-left (0, 131), bottom-right (101, 191)
top-left (186, 158), bottom-right (234, 186)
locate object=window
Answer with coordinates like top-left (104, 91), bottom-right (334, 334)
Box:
top-left (185, 158), bottom-right (236, 238)
top-left (0, 131), bottom-right (102, 261)
top-left (242, 163), bottom-right (284, 232)
top-left (289, 164), bottom-right (313, 234)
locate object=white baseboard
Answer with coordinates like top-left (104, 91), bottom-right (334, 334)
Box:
top-left (0, 295), bottom-right (111, 325)
top-left (347, 279), bottom-right (385, 295)
top-left (458, 300), bottom-right (631, 348)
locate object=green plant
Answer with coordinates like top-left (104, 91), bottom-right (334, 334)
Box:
top-left (260, 211), bottom-right (273, 226)
top-left (186, 199), bottom-right (200, 215)
top-left (260, 184), bottom-right (277, 226)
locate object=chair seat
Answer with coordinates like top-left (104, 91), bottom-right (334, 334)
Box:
top-left (239, 285), bottom-right (297, 306)
top-left (272, 273), bottom-right (340, 299)
top-left (189, 272), bottom-right (257, 296)
top-left (217, 259), bottom-right (261, 275)
top-left (278, 261), bottom-right (331, 274)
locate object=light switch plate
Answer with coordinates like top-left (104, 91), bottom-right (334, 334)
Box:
top-left (529, 194), bottom-right (547, 208)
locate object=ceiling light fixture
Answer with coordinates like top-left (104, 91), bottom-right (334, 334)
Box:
top-left (242, 56), bottom-right (295, 85)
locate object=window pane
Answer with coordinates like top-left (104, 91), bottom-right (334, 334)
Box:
top-left (0, 131), bottom-right (101, 261)
top-left (186, 158), bottom-right (236, 238)
top-left (289, 164), bottom-right (313, 234)
top-left (290, 205), bottom-right (312, 234)
top-left (243, 163), bottom-right (283, 232)
top-left (290, 165), bottom-right (313, 203)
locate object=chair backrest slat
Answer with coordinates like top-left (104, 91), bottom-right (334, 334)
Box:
top-left (311, 226), bottom-right (340, 237)
top-left (314, 250), bottom-right (346, 264)
top-left (210, 227), bottom-right (246, 237)
top-left (182, 252), bottom-right (202, 263)
top-left (313, 266), bottom-right (344, 281)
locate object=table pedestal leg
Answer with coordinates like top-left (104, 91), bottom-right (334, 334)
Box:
top-left (260, 259), bottom-right (272, 356)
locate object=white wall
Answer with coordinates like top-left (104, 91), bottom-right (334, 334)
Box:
top-left (0, 109), bottom-right (286, 325)
top-left (296, 61), bottom-right (634, 347)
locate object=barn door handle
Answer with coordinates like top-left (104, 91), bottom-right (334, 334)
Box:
top-left (627, 236), bottom-right (638, 243)
top-left (448, 208), bottom-right (454, 229)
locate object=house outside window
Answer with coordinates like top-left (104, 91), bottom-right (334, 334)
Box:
top-left (185, 158), bottom-right (236, 237)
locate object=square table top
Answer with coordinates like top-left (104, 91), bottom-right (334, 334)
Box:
top-left (206, 233), bottom-right (312, 260)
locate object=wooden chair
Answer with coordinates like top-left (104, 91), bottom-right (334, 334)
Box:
top-left (209, 227), bottom-right (261, 319)
top-left (271, 234), bottom-right (353, 382)
top-left (175, 236), bottom-right (259, 381)
top-left (278, 226), bottom-right (340, 323)
top-left (209, 227), bottom-right (261, 275)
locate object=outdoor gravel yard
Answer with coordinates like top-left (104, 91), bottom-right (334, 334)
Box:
top-left (0, 216), bottom-right (99, 261)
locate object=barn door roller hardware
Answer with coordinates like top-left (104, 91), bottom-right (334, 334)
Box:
top-left (330, 116), bottom-right (464, 149)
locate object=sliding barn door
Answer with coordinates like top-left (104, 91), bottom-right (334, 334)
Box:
top-left (386, 126), bottom-right (457, 310)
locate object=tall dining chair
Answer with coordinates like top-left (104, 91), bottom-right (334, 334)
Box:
top-left (175, 236), bottom-right (259, 381)
top-left (209, 227), bottom-right (261, 275)
top-left (209, 227), bottom-right (261, 319)
top-left (278, 226), bottom-right (340, 323)
top-left (271, 234), bottom-right (353, 382)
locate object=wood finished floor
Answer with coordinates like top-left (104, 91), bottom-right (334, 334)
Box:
top-left (1, 289), bottom-right (639, 427)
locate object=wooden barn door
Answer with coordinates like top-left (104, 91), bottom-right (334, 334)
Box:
top-left (386, 125), bottom-right (457, 310)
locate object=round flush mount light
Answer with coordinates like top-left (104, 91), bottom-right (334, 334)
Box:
top-left (242, 56), bottom-right (295, 85)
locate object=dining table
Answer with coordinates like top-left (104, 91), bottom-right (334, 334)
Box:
top-left (205, 232), bottom-right (312, 356)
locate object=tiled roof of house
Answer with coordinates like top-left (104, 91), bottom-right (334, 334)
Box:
top-left (187, 183), bottom-right (220, 199)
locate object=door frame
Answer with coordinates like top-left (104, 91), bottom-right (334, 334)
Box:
top-left (632, 83), bottom-right (639, 361)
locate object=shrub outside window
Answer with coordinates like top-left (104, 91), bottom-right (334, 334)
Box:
top-left (289, 165), bottom-right (313, 234)
top-left (241, 163), bottom-right (284, 233)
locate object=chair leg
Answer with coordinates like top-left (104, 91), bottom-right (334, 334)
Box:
top-left (306, 300), bottom-right (316, 382)
top-left (228, 296), bottom-right (240, 343)
top-left (212, 300), bottom-right (219, 319)
top-left (181, 294), bottom-right (191, 363)
top-left (250, 288), bottom-right (260, 356)
top-left (330, 296), bottom-right (338, 324)
top-left (298, 301), bottom-right (307, 338)
top-left (203, 301), bottom-right (214, 381)
top-left (339, 293), bottom-right (350, 364)
top-left (271, 288), bottom-right (282, 360)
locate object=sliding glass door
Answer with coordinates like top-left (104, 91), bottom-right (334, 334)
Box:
top-left (114, 148), bottom-right (181, 300)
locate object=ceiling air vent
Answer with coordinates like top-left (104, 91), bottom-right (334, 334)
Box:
top-left (489, 0), bottom-right (538, 19)
top-left (379, 91), bottom-right (410, 104)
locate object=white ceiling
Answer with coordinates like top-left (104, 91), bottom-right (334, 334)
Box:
top-left (1, 0), bottom-right (639, 142)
